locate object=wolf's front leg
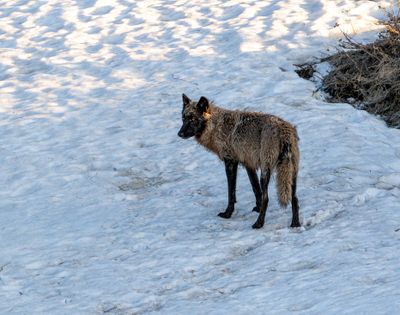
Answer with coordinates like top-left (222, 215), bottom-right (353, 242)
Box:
top-left (218, 159), bottom-right (238, 219)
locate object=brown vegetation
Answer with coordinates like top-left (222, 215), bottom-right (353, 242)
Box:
top-left (296, 12), bottom-right (400, 128)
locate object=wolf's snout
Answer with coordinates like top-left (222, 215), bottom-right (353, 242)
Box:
top-left (178, 129), bottom-right (185, 138)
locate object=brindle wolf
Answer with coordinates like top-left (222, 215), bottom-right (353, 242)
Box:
top-left (178, 94), bottom-right (300, 229)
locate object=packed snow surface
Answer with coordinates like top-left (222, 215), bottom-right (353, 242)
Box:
top-left (0, 0), bottom-right (399, 314)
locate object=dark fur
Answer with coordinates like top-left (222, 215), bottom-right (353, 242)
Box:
top-left (178, 94), bottom-right (300, 229)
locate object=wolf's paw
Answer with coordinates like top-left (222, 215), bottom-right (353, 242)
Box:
top-left (290, 221), bottom-right (301, 228)
top-left (252, 220), bottom-right (264, 229)
top-left (218, 211), bottom-right (232, 219)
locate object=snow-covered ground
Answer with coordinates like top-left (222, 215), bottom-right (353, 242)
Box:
top-left (1, 0), bottom-right (399, 314)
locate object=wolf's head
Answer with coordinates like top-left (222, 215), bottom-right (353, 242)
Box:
top-left (178, 94), bottom-right (209, 139)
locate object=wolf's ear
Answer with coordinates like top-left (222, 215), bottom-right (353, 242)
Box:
top-left (197, 96), bottom-right (209, 113)
top-left (182, 93), bottom-right (191, 106)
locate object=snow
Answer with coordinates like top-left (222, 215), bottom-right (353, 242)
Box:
top-left (1, 0), bottom-right (399, 314)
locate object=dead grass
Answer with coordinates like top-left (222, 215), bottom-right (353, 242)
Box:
top-left (297, 11), bottom-right (400, 128)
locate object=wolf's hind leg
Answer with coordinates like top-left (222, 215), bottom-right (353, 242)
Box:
top-left (290, 175), bottom-right (300, 227)
top-left (218, 159), bottom-right (238, 219)
top-left (252, 168), bottom-right (271, 229)
top-left (246, 167), bottom-right (261, 213)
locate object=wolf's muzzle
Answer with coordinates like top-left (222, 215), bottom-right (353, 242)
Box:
top-left (178, 130), bottom-right (189, 138)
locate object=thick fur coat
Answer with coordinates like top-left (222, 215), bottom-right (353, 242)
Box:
top-left (178, 94), bottom-right (300, 228)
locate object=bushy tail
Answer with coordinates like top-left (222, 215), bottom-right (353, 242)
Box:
top-left (276, 142), bottom-right (299, 207)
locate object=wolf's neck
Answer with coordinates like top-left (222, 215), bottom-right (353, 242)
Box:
top-left (195, 105), bottom-right (228, 158)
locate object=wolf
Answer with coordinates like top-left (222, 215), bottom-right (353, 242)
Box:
top-left (178, 94), bottom-right (300, 229)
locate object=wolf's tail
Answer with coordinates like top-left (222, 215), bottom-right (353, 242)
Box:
top-left (276, 140), bottom-right (299, 207)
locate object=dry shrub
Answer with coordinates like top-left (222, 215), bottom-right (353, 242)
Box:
top-left (294, 63), bottom-right (315, 80)
top-left (299, 11), bottom-right (400, 128)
